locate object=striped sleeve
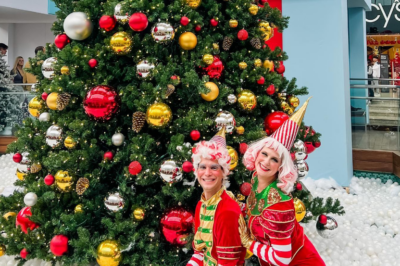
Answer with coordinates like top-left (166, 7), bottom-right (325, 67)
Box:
top-left (187, 251), bottom-right (204, 266)
top-left (249, 237), bottom-right (292, 266)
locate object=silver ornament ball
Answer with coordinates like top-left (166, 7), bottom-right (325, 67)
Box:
top-left (227, 94), bottom-right (237, 104)
top-left (38, 112), bottom-right (51, 122)
top-left (104, 192), bottom-right (125, 212)
top-left (295, 160), bottom-right (309, 179)
top-left (17, 152), bottom-right (31, 173)
top-left (41, 57), bottom-right (57, 79)
top-left (136, 60), bottom-right (155, 78)
top-left (24, 192), bottom-right (38, 207)
top-left (159, 160), bottom-right (183, 184)
top-left (112, 133), bottom-right (125, 146)
top-left (114, 3), bottom-right (129, 24)
top-left (63, 12), bottom-right (93, 40)
top-left (151, 22), bottom-right (175, 43)
top-left (316, 215), bottom-right (339, 239)
top-left (293, 140), bottom-right (307, 160)
top-left (45, 125), bottom-right (63, 148)
top-left (215, 111), bottom-right (236, 133)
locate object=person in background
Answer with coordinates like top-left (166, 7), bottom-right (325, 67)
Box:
top-left (368, 56), bottom-right (381, 97)
top-left (0, 43), bottom-right (8, 55)
top-left (10, 56), bottom-right (26, 91)
top-left (367, 60), bottom-right (374, 98)
top-left (25, 46), bottom-right (45, 91)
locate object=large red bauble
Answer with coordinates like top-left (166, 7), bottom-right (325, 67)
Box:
top-left (314, 141), bottom-right (321, 148)
top-left (276, 61), bottom-right (285, 74)
top-left (210, 18), bottom-right (218, 27)
top-left (180, 16), bottom-right (190, 26)
top-left (83, 85), bottom-right (120, 121)
top-left (266, 84), bottom-right (275, 96)
top-left (129, 161), bottom-right (142, 175)
top-left (104, 151), bottom-right (114, 161)
top-left (264, 111), bottom-right (289, 135)
top-left (305, 142), bottom-right (316, 154)
top-left (182, 161), bottom-right (194, 173)
top-left (13, 153), bottom-right (22, 163)
top-left (237, 29), bottom-right (249, 40)
top-left (88, 59), bottom-right (98, 68)
top-left (190, 130), bottom-right (201, 141)
top-left (99, 15), bottom-right (116, 31)
top-left (20, 248), bottom-right (29, 259)
top-left (239, 143), bottom-right (248, 155)
top-left (54, 34), bottom-right (70, 49)
top-left (160, 208), bottom-right (194, 247)
top-left (240, 182), bottom-right (252, 196)
top-left (44, 174), bottom-right (55, 186)
top-left (129, 13), bottom-right (148, 32)
top-left (50, 235), bottom-right (69, 256)
top-left (202, 55), bottom-right (224, 79)
top-left (41, 92), bottom-right (48, 101)
top-left (16, 207), bottom-right (39, 234)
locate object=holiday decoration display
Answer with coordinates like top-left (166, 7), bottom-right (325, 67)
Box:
top-left (24, 192), bottom-right (37, 207)
top-left (229, 19), bottom-right (238, 28)
top-left (159, 160), bottom-right (183, 184)
top-left (129, 13), bottom-right (148, 31)
top-left (96, 239), bottom-right (122, 266)
top-left (190, 130), bottom-right (201, 141)
top-left (133, 207), bottom-right (145, 221)
top-left (64, 136), bottom-right (77, 149)
top-left (50, 235), bottom-right (69, 256)
top-left (45, 125), bottom-right (63, 148)
top-left (46, 92), bottom-right (71, 111)
top-left (132, 111), bottom-right (146, 133)
top-left (104, 192), bottom-right (125, 212)
top-left (114, 3), bottom-right (129, 24)
top-left (237, 90), bottom-right (257, 111)
top-left (201, 82), bottom-right (219, 101)
top-left (104, 151), bottom-right (114, 161)
top-left (88, 59), bottom-right (98, 68)
top-left (44, 174), bottom-right (55, 186)
top-left (316, 215), bottom-right (338, 239)
top-left (110, 32), bottom-right (132, 55)
top-left (83, 85), bottom-right (120, 121)
top-left (146, 102), bottom-right (172, 128)
top-left (54, 34), bottom-right (70, 49)
top-left (160, 208), bottom-right (194, 246)
top-left (63, 12), bottom-right (93, 40)
top-left (259, 21), bottom-right (274, 41)
top-left (178, 32), bottom-right (197, 50)
top-left (129, 161), bottom-right (142, 175)
top-left (182, 161), bottom-right (194, 173)
top-left (264, 111), bottom-right (289, 135)
top-left (294, 198), bottom-right (306, 222)
top-left (76, 178), bottom-right (90, 195)
top-left (266, 84), bottom-right (275, 95)
top-left (226, 146), bottom-right (238, 170)
top-left (54, 170), bottom-right (74, 192)
top-left (236, 126), bottom-right (245, 135)
top-left (152, 23), bottom-right (175, 43)
top-left (238, 29), bottom-right (249, 40)
top-left (180, 16), bottom-right (190, 26)
top-left (227, 94), bottom-right (237, 104)
top-left (136, 60), bottom-right (155, 78)
top-left (112, 133), bottom-right (125, 146)
top-left (215, 111), bottom-right (236, 133)
top-left (38, 112), bottom-right (50, 122)
top-left (239, 62), bottom-right (247, 69)
top-left (41, 57), bottom-right (56, 79)
top-left (16, 207), bottom-right (39, 234)
top-left (99, 15), bottom-right (116, 31)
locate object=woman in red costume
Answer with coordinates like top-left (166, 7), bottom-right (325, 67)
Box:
top-left (239, 98), bottom-right (325, 266)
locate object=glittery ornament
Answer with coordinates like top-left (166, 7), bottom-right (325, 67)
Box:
top-left (55, 170), bottom-right (74, 192)
top-left (160, 207), bottom-right (194, 246)
top-left (42, 57), bottom-right (56, 79)
top-left (227, 94), bottom-right (237, 104)
top-left (237, 90), bottom-right (257, 111)
top-left (215, 111), bottom-right (236, 133)
top-left (110, 32), bottom-right (132, 55)
top-left (159, 160), bottom-right (183, 184)
top-left (45, 125), bottom-right (63, 148)
top-left (104, 192), bottom-right (125, 212)
top-left (146, 102), bottom-right (172, 128)
top-left (136, 60), bottom-right (155, 78)
top-left (96, 240), bottom-right (122, 266)
top-left (114, 3), bottom-right (129, 24)
top-left (152, 22), bottom-right (175, 43)
top-left (83, 85), bottom-right (120, 121)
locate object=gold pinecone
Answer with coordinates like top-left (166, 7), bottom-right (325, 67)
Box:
top-left (57, 93), bottom-right (71, 111)
top-left (223, 36), bottom-right (233, 51)
top-left (165, 84), bottom-right (175, 97)
top-left (132, 111), bottom-right (146, 133)
top-left (250, 38), bottom-right (261, 49)
top-left (76, 177), bottom-right (89, 195)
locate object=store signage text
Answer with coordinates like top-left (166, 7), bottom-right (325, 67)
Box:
top-left (366, 2), bottom-right (400, 28)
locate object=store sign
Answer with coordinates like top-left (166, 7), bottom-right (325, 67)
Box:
top-left (366, 1), bottom-right (400, 28)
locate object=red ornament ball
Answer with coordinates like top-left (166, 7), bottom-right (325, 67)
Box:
top-left (88, 59), bottom-right (98, 68)
top-left (160, 207), bottom-right (194, 247)
top-left (180, 16), bottom-right (190, 26)
top-left (182, 161), bottom-right (194, 173)
top-left (237, 29), bottom-right (249, 40)
top-left (129, 13), bottom-right (148, 32)
top-left (318, 214), bottom-right (328, 225)
top-left (50, 235), bottom-right (69, 256)
top-left (129, 161), bottom-right (142, 175)
top-left (54, 34), bottom-right (70, 50)
top-left (13, 153), bottom-right (22, 163)
top-left (276, 61), bottom-right (285, 74)
top-left (264, 111), bottom-right (289, 135)
top-left (99, 15), bottom-right (116, 31)
top-left (190, 130), bottom-right (201, 141)
top-left (202, 55), bottom-right (224, 79)
top-left (296, 183), bottom-right (303, 191)
top-left (104, 151), bottom-right (114, 161)
top-left (210, 18), bottom-right (218, 27)
top-left (20, 248), bottom-right (29, 259)
top-left (266, 84), bottom-right (275, 96)
top-left (314, 141), bottom-right (321, 148)
top-left (41, 92), bottom-right (48, 101)
top-left (44, 174), bottom-right (55, 186)
top-left (195, 25), bottom-right (202, 32)
top-left (257, 76), bottom-right (265, 85)
top-left (240, 182), bottom-right (252, 196)
top-left (239, 143), bottom-right (248, 155)
top-left (16, 207), bottom-right (39, 234)
top-left (305, 142), bottom-right (316, 154)
top-left (83, 85), bottom-right (120, 121)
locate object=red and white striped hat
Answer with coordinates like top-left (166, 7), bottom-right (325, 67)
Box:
top-left (270, 97), bottom-right (311, 150)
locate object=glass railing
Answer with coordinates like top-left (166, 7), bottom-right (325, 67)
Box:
top-left (0, 84), bottom-right (37, 136)
top-left (350, 78), bottom-right (400, 151)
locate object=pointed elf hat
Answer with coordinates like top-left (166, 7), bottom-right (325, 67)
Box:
top-left (209, 125), bottom-right (227, 149)
top-left (270, 97), bottom-right (312, 150)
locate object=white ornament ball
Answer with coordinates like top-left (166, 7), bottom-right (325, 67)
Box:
top-left (112, 133), bottom-right (125, 146)
top-left (41, 57), bottom-right (57, 79)
top-left (24, 192), bottom-right (38, 206)
top-left (38, 112), bottom-right (51, 122)
top-left (63, 12), bottom-right (93, 40)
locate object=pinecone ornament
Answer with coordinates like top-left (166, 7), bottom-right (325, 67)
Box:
top-left (223, 36), bottom-right (233, 51)
top-left (165, 84), bottom-right (175, 97)
top-left (76, 177), bottom-right (89, 195)
top-left (132, 111), bottom-right (146, 133)
top-left (250, 38), bottom-right (261, 49)
top-left (57, 93), bottom-right (71, 111)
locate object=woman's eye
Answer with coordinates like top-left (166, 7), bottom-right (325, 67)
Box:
top-left (272, 158), bottom-right (278, 163)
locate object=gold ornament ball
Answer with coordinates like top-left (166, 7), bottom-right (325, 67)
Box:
top-left (96, 240), bottom-right (122, 266)
top-left (236, 126), bottom-right (245, 135)
top-left (146, 102), bottom-right (173, 128)
top-left (237, 194), bottom-right (245, 202)
top-left (254, 59), bottom-right (262, 67)
top-left (294, 198), bottom-right (306, 222)
top-left (227, 146), bottom-right (239, 170)
top-left (46, 92), bottom-right (59, 110)
top-left (28, 97), bottom-right (43, 118)
top-left (0, 245), bottom-right (5, 257)
top-left (16, 169), bottom-right (27, 181)
top-left (238, 90), bottom-right (257, 111)
top-left (212, 43), bottom-right (219, 51)
top-left (186, 0), bottom-right (201, 9)
top-left (281, 101), bottom-right (290, 110)
top-left (110, 32), bottom-right (132, 55)
top-left (64, 136), bottom-right (77, 149)
top-left (133, 207), bottom-right (145, 221)
top-left (202, 54), bottom-right (214, 65)
top-left (229, 19), bottom-right (238, 28)
top-left (288, 96), bottom-right (300, 108)
top-left (61, 66), bottom-right (70, 75)
top-left (239, 62), bottom-right (247, 70)
top-left (179, 32), bottom-right (197, 50)
top-left (285, 107), bottom-right (294, 115)
top-left (245, 249), bottom-right (253, 259)
top-left (3, 212), bottom-right (16, 220)
top-left (74, 204), bottom-right (84, 214)
top-left (263, 59), bottom-right (274, 71)
top-left (259, 21), bottom-right (274, 41)
top-left (55, 170), bottom-right (74, 193)
top-left (249, 4), bottom-right (259, 15)
top-left (201, 82), bottom-right (219, 101)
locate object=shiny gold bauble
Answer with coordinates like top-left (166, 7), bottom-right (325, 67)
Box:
top-left (238, 90), bottom-right (257, 111)
top-left (46, 92), bottom-right (59, 111)
top-left (28, 97), bottom-right (43, 117)
top-left (236, 126), bottom-right (245, 135)
top-left (179, 32), bottom-right (197, 50)
top-left (16, 169), bottom-right (27, 181)
top-left (146, 102), bottom-right (173, 128)
top-left (212, 43), bottom-right (219, 51)
top-left (3, 212), bottom-right (16, 220)
top-left (281, 101), bottom-right (290, 110)
top-left (237, 194), bottom-right (245, 201)
top-left (288, 96), bottom-right (300, 108)
top-left (254, 59), bottom-right (262, 67)
top-left (239, 62), bottom-right (247, 70)
top-left (229, 19), bottom-right (238, 28)
top-left (201, 82), bottom-right (219, 101)
top-left (0, 244), bottom-right (5, 257)
top-left (74, 204), bottom-right (84, 214)
top-left (54, 170), bottom-right (74, 193)
top-left (285, 107), bottom-right (294, 115)
top-left (96, 240), bottom-right (122, 266)
top-left (259, 21), bottom-right (274, 41)
top-left (245, 249), bottom-right (253, 259)
top-left (61, 66), bottom-right (70, 75)
top-left (227, 146), bottom-right (238, 170)
top-left (263, 59), bottom-right (274, 71)
top-left (110, 32), bottom-right (132, 55)
top-left (186, 0), bottom-right (201, 9)
top-left (294, 198), bottom-right (306, 222)
top-left (202, 54), bottom-right (214, 65)
top-left (133, 207), bottom-right (145, 221)
top-left (249, 4), bottom-right (259, 15)
top-left (64, 136), bottom-right (77, 149)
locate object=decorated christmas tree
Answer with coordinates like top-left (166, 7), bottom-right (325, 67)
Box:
top-left (1, 0), bottom-right (344, 265)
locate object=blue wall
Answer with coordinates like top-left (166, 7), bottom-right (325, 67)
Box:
top-left (282, 0), bottom-right (353, 185)
top-left (48, 0), bottom-right (58, 15)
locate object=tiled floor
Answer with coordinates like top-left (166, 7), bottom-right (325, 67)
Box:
top-left (352, 129), bottom-right (400, 151)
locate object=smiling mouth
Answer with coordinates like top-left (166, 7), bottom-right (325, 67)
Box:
top-left (259, 163), bottom-right (270, 172)
top-left (202, 177), bottom-right (216, 183)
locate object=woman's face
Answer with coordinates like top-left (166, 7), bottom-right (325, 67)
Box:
top-left (197, 158), bottom-right (224, 194)
top-left (18, 58), bottom-right (24, 66)
top-left (255, 146), bottom-right (282, 180)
